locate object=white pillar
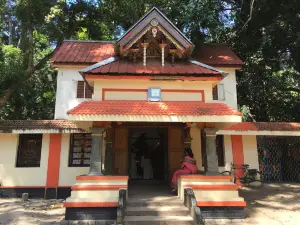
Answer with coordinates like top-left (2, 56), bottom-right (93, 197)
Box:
top-left (88, 127), bottom-right (104, 176)
top-left (161, 47), bottom-right (165, 67)
top-left (203, 128), bottom-right (219, 175)
top-left (143, 45), bottom-right (146, 66)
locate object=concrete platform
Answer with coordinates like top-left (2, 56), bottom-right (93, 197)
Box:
top-left (125, 181), bottom-right (194, 224)
top-left (125, 206), bottom-right (190, 216)
top-left (124, 215), bottom-right (194, 225)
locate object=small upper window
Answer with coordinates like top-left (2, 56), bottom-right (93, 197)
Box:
top-left (77, 81), bottom-right (92, 99)
top-left (213, 85), bottom-right (218, 100)
top-left (16, 134), bottom-right (43, 167)
top-left (212, 84), bottom-right (225, 101)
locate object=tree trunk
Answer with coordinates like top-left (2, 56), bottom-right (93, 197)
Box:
top-left (26, 0), bottom-right (34, 72)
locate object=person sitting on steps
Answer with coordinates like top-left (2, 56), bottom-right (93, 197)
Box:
top-left (171, 147), bottom-right (198, 193)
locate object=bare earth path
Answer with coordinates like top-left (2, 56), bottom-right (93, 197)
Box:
top-left (205, 183), bottom-right (300, 225)
top-left (0, 199), bottom-right (65, 225)
top-left (0, 183), bottom-right (299, 225)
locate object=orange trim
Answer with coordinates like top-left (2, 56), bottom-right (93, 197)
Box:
top-left (197, 201), bottom-right (246, 207)
top-left (64, 202), bottom-right (118, 208)
top-left (86, 75), bottom-right (153, 80)
top-left (0, 186), bottom-right (45, 189)
top-left (231, 135), bottom-right (244, 186)
top-left (102, 88), bottom-right (205, 102)
top-left (45, 134), bottom-right (62, 191)
top-left (72, 185), bottom-right (127, 191)
top-left (180, 175), bottom-right (233, 180)
top-left (76, 176), bottom-right (129, 181)
top-left (184, 184), bottom-right (238, 190)
top-left (179, 76), bottom-right (222, 81)
top-left (85, 75), bottom-right (221, 81)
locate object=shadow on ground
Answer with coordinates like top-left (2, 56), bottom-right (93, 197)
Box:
top-left (238, 183), bottom-right (300, 224)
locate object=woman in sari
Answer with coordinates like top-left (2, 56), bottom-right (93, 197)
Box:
top-left (171, 148), bottom-right (198, 193)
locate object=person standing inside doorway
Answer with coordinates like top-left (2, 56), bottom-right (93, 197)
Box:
top-left (171, 148), bottom-right (198, 193)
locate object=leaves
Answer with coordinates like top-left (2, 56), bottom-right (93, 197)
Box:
top-left (0, 0), bottom-right (300, 121)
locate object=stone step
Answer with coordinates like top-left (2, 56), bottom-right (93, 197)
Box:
top-left (125, 206), bottom-right (190, 216)
top-left (123, 215), bottom-right (194, 225)
top-left (126, 200), bottom-right (184, 207)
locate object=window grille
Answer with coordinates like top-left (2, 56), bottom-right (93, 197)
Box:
top-left (76, 81), bottom-right (92, 98)
top-left (16, 134), bottom-right (43, 167)
top-left (69, 133), bottom-right (92, 167)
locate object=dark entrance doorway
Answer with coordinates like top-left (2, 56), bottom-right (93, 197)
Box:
top-left (128, 128), bottom-right (168, 181)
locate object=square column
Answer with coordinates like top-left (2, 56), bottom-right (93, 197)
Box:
top-left (104, 136), bottom-right (113, 175)
top-left (203, 128), bottom-right (219, 174)
top-left (88, 127), bottom-right (104, 176)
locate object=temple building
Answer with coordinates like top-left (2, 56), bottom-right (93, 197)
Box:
top-left (1, 7), bottom-right (299, 224)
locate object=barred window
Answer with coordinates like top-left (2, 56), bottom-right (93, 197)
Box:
top-left (77, 81), bottom-right (93, 98)
top-left (213, 85), bottom-right (218, 100)
top-left (69, 133), bottom-right (92, 167)
top-left (16, 134), bottom-right (43, 167)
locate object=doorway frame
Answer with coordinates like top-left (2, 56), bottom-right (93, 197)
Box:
top-left (128, 127), bottom-right (168, 181)
top-left (111, 122), bottom-right (184, 181)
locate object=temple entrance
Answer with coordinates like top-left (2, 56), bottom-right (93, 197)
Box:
top-left (112, 123), bottom-right (184, 182)
top-left (128, 128), bottom-right (168, 181)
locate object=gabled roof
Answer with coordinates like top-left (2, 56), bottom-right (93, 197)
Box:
top-left (117, 7), bottom-right (194, 53)
top-left (80, 57), bottom-right (223, 76)
top-left (68, 101), bottom-right (242, 122)
top-left (193, 44), bottom-right (244, 67)
top-left (51, 40), bottom-right (115, 65)
top-left (51, 41), bottom-right (243, 67)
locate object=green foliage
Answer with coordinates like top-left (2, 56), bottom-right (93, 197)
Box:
top-left (0, 0), bottom-right (300, 122)
top-left (0, 34), bottom-right (56, 120)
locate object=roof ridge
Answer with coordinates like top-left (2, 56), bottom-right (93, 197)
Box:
top-left (188, 59), bottom-right (226, 74)
top-left (63, 40), bottom-right (115, 43)
top-left (79, 57), bottom-right (118, 73)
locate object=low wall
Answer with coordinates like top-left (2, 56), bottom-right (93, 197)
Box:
top-left (0, 134), bottom-right (49, 187)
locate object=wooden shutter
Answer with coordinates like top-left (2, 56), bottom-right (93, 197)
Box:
top-left (85, 85), bottom-right (93, 98)
top-left (217, 84), bottom-right (225, 100)
top-left (77, 81), bottom-right (85, 98)
top-left (216, 135), bottom-right (225, 166)
top-left (168, 126), bottom-right (184, 182)
top-left (16, 134), bottom-right (43, 167)
top-left (112, 127), bottom-right (128, 175)
top-left (212, 85), bottom-right (218, 100)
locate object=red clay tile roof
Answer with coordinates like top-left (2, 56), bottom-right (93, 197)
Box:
top-left (68, 101), bottom-right (242, 116)
top-left (84, 59), bottom-right (221, 75)
top-left (0, 120), bottom-right (86, 133)
top-left (221, 122), bottom-right (300, 132)
top-left (51, 41), bottom-right (115, 64)
top-left (193, 44), bottom-right (244, 66)
top-left (51, 41), bottom-right (243, 67)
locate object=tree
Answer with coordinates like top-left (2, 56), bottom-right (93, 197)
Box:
top-left (1, 0), bottom-right (300, 122)
top-left (229, 0), bottom-right (300, 121)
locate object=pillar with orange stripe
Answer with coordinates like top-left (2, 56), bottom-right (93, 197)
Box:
top-left (231, 135), bottom-right (244, 186)
top-left (45, 134), bottom-right (62, 199)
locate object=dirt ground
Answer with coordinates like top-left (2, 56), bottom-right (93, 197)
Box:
top-left (205, 183), bottom-right (300, 225)
top-left (0, 183), bottom-right (299, 225)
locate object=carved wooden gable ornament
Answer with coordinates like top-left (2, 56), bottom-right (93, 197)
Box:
top-left (117, 7), bottom-right (194, 57)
